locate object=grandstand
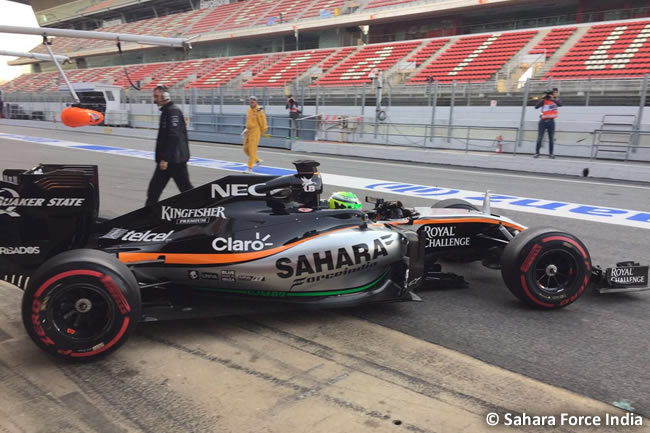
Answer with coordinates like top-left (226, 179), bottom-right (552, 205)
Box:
top-left (545, 21), bottom-right (650, 79)
top-left (408, 38), bottom-right (451, 66)
top-left (110, 63), bottom-right (178, 89)
top-left (300, 0), bottom-right (348, 19)
top-left (187, 54), bottom-right (269, 88)
top-left (243, 48), bottom-right (336, 88)
top-left (3, 18), bottom-right (650, 94)
top-left (2, 0), bottom-right (650, 94)
top-left (408, 30), bottom-right (538, 83)
top-left (529, 27), bottom-right (578, 59)
top-left (313, 41), bottom-right (421, 86)
top-left (141, 58), bottom-right (225, 89)
top-left (185, 3), bottom-right (243, 35)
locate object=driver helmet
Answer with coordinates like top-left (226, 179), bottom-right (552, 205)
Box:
top-left (328, 191), bottom-right (362, 209)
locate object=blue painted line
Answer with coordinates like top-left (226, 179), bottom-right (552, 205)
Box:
top-left (69, 144), bottom-right (124, 151)
top-left (0, 132), bottom-right (648, 229)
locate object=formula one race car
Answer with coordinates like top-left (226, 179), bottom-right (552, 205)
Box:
top-left (1, 160), bottom-right (647, 361)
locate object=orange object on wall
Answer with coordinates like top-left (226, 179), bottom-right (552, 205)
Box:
top-left (61, 107), bottom-right (104, 128)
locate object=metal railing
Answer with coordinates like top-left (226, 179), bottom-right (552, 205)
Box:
top-left (2, 76), bottom-right (649, 163)
top-left (4, 77), bottom-right (650, 107)
top-left (310, 118), bottom-right (520, 152)
top-left (591, 130), bottom-right (650, 161)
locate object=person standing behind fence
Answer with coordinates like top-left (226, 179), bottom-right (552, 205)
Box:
top-left (145, 85), bottom-right (193, 206)
top-left (243, 95), bottom-right (268, 174)
top-left (286, 94), bottom-right (301, 138)
top-left (534, 88), bottom-right (562, 159)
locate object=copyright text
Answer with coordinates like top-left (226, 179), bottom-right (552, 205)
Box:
top-left (485, 412), bottom-right (644, 427)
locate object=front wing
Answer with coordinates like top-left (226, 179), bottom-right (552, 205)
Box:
top-left (592, 262), bottom-right (649, 294)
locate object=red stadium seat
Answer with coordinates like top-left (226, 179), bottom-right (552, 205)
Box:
top-left (186, 54), bottom-right (269, 88)
top-left (312, 41), bottom-right (421, 86)
top-left (408, 30), bottom-right (538, 84)
top-left (300, 0), bottom-right (348, 19)
top-left (243, 48), bottom-right (337, 88)
top-left (141, 59), bottom-right (225, 89)
top-left (546, 20), bottom-right (650, 80)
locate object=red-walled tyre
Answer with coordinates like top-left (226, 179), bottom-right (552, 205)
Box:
top-left (22, 249), bottom-right (140, 361)
top-left (500, 227), bottom-right (591, 309)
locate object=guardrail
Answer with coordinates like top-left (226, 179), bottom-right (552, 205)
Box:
top-left (309, 116), bottom-right (520, 152)
top-left (591, 129), bottom-right (650, 161)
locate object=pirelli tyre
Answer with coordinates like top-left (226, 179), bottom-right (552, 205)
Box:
top-left (500, 227), bottom-right (592, 309)
top-left (21, 249), bottom-right (140, 361)
top-left (431, 199), bottom-right (479, 211)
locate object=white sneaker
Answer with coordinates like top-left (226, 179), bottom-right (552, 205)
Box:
top-left (244, 167), bottom-right (252, 174)
top-left (254, 159), bottom-right (263, 169)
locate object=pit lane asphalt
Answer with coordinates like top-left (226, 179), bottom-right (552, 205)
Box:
top-left (1, 124), bottom-right (649, 421)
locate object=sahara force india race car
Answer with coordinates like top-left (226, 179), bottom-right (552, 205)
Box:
top-left (0, 160), bottom-right (647, 361)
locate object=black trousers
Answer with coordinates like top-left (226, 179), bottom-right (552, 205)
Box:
top-left (146, 162), bottom-right (193, 206)
top-left (289, 113), bottom-right (300, 137)
top-left (536, 119), bottom-right (555, 155)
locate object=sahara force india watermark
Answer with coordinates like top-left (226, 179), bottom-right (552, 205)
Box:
top-left (485, 412), bottom-right (644, 427)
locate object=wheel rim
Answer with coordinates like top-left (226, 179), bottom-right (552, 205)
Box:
top-left (45, 283), bottom-right (115, 342)
top-left (533, 249), bottom-right (579, 295)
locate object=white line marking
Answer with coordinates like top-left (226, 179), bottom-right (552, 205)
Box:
top-left (191, 143), bottom-right (650, 191)
top-left (2, 128), bottom-right (647, 189)
top-left (0, 132), bottom-right (648, 229)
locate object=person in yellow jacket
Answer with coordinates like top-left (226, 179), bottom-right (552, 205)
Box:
top-left (243, 95), bottom-right (268, 174)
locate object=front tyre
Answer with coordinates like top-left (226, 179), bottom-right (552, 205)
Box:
top-left (500, 227), bottom-right (591, 309)
top-left (22, 249), bottom-right (140, 361)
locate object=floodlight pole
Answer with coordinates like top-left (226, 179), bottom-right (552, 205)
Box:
top-left (517, 79), bottom-right (531, 149)
top-left (0, 25), bottom-right (190, 49)
top-left (0, 25), bottom-right (194, 108)
top-left (43, 36), bottom-right (80, 104)
top-left (0, 49), bottom-right (69, 63)
top-left (634, 74), bottom-right (648, 148)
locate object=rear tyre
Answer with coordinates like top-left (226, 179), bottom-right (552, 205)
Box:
top-left (500, 227), bottom-right (591, 309)
top-left (431, 199), bottom-right (479, 211)
top-left (22, 249), bottom-right (140, 361)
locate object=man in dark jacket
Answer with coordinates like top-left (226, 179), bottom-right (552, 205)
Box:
top-left (145, 85), bottom-right (193, 206)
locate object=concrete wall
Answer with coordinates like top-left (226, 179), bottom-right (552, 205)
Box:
top-left (178, 104), bottom-right (650, 130)
top-left (2, 118), bottom-right (647, 183)
top-left (318, 30), bottom-right (341, 49)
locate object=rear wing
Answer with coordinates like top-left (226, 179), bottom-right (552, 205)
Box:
top-left (0, 164), bottom-right (99, 288)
